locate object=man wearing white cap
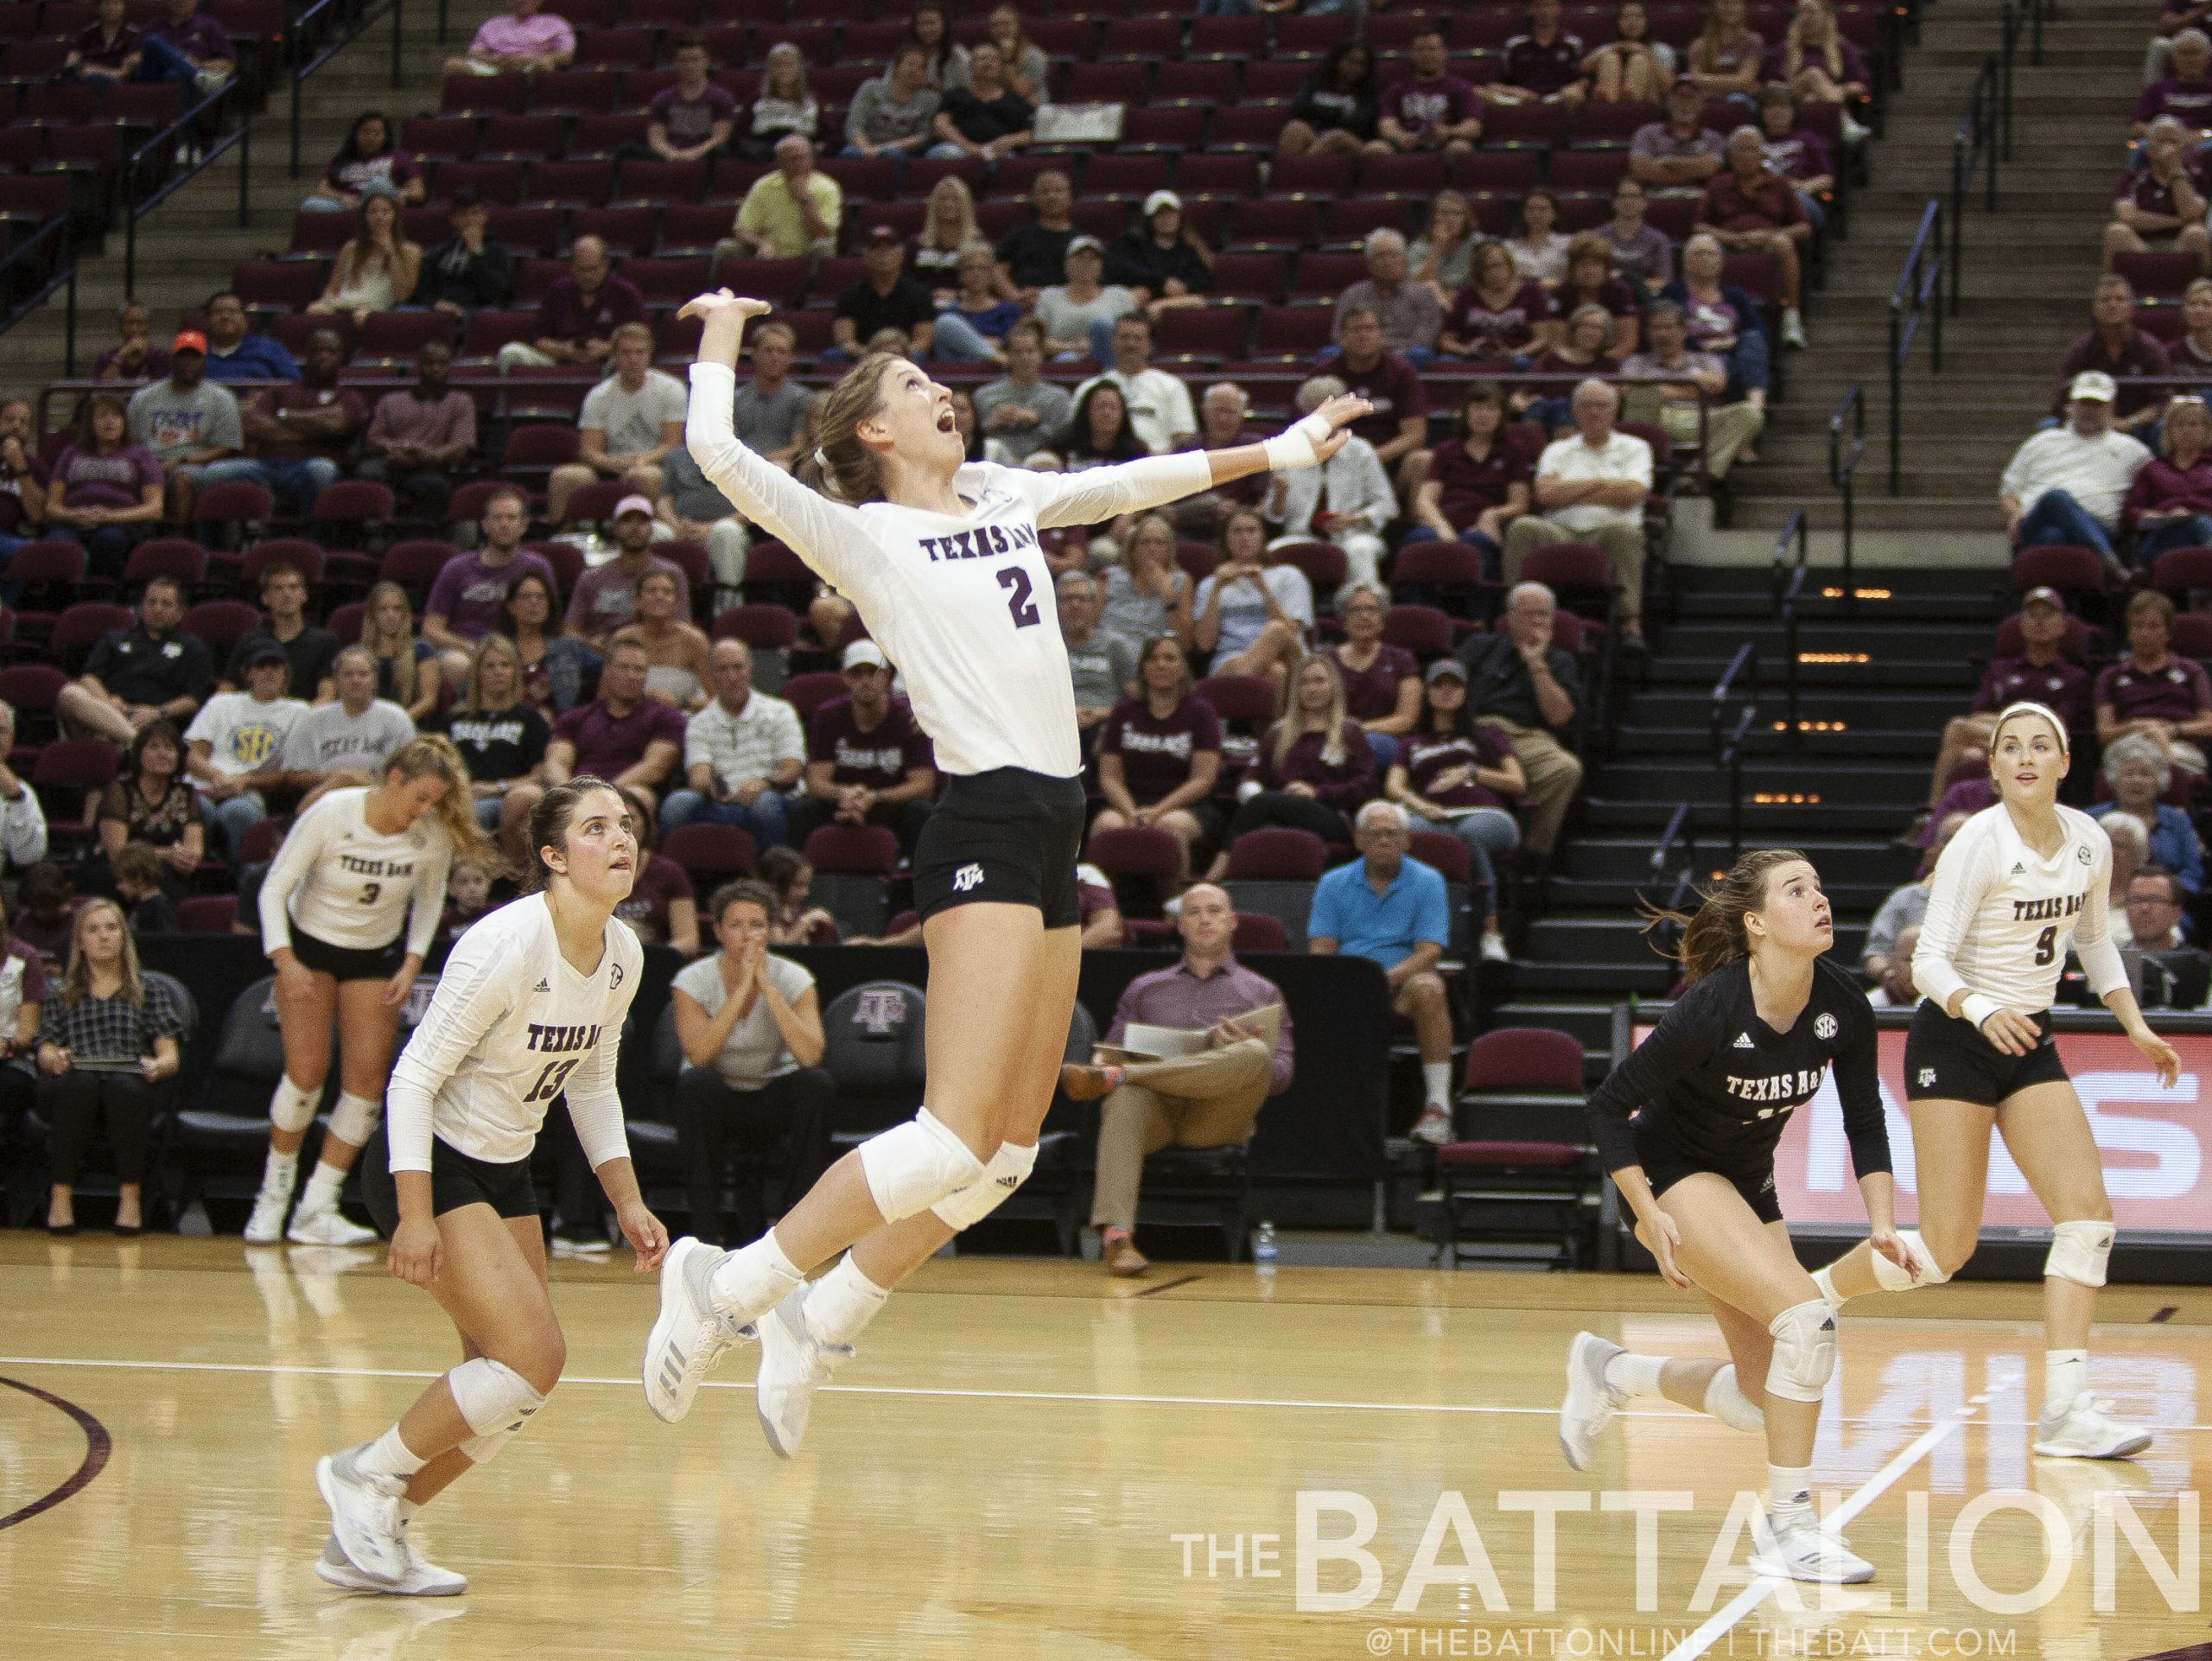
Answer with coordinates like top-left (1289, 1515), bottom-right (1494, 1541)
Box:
top-left (564, 496), bottom-right (693, 648)
top-left (1999, 371), bottom-right (2151, 560)
top-left (788, 640), bottom-right (938, 853)
top-left (1075, 314), bottom-right (1198, 454)
top-left (1104, 191), bottom-right (1215, 321)
top-left (664, 636), bottom-right (805, 847)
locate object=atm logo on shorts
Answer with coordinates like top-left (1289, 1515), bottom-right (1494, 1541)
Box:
top-left (953, 862), bottom-right (984, 893)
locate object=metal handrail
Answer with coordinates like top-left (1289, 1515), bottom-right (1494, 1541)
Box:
top-left (123, 81), bottom-right (254, 302)
top-left (1711, 644), bottom-right (1758, 862)
top-left (1829, 385), bottom-right (1865, 585)
top-left (1887, 198), bottom-right (1943, 494)
top-left (1770, 509), bottom-right (1811, 741)
top-left (289, 0), bottom-right (407, 179)
top-left (0, 219), bottom-right (81, 373)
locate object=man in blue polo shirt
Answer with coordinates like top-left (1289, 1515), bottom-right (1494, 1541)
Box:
top-left (1308, 799), bottom-right (1458, 1146)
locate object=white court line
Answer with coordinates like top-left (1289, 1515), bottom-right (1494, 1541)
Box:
top-left (1662, 1393), bottom-right (1988, 1661)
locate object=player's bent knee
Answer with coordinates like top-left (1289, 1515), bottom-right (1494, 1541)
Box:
top-left (327, 1091), bottom-right (380, 1147)
top-left (931, 1138), bottom-right (1039, 1230)
top-left (1764, 1298), bottom-right (1837, 1404)
top-left (2046, 1219), bottom-right (2113, 1288)
top-left (269, 1076), bottom-right (318, 1134)
top-left (449, 1354), bottom-right (549, 1437)
top-left (859, 1108), bottom-right (986, 1223)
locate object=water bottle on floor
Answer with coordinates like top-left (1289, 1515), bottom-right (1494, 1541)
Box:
top-left (1251, 1221), bottom-right (1277, 1266)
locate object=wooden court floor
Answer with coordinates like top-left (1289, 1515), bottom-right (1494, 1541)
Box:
top-left (3, 1235), bottom-right (2209, 1661)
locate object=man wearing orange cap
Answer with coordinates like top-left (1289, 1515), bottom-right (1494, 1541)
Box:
top-left (124, 328), bottom-right (241, 519)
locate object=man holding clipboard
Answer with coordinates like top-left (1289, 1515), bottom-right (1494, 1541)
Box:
top-left (1061, 884), bottom-right (1296, 1276)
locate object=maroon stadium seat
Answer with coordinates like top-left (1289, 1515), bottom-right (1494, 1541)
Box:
top-left (804, 823), bottom-right (899, 875)
top-left (1224, 826), bottom-right (1327, 881)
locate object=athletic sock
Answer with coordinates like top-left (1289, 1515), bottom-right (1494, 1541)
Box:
top-left (259, 1146), bottom-right (298, 1199)
top-left (2044, 1349), bottom-right (2089, 1417)
top-left (397, 1498), bottom-right (421, 1526)
top-left (298, 1162), bottom-right (346, 1216)
top-left (806, 1255), bottom-right (891, 1349)
top-left (708, 1229), bottom-right (804, 1323)
top-left (1767, 1463), bottom-right (1814, 1518)
top-left (1421, 1061), bottom-right (1451, 1109)
top-left (359, 1423), bottom-right (427, 1481)
top-left (1601, 1351), bottom-right (1667, 1400)
top-left (1810, 1263), bottom-right (1845, 1312)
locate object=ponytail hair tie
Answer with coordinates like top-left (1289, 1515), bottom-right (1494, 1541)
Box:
top-left (814, 446), bottom-right (831, 470)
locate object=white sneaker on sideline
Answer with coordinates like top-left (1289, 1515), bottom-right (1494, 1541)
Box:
top-left (289, 1206), bottom-right (378, 1247)
top-left (754, 1282), bottom-right (852, 1460)
top-left (1479, 932), bottom-right (1511, 964)
top-left (245, 1187), bottom-right (290, 1244)
top-left (2033, 1393), bottom-right (2152, 1459)
top-left (550, 1232), bottom-right (612, 1259)
top-left (641, 1236), bottom-right (751, 1423)
top-left (1781, 309), bottom-right (1808, 350)
top-left (1408, 1106), bottom-right (1453, 1145)
top-left (1749, 1509), bottom-right (1875, 1584)
top-left (315, 1447), bottom-right (406, 1585)
top-left (1558, 1331), bottom-right (1626, 1472)
top-left (315, 1528), bottom-right (467, 1596)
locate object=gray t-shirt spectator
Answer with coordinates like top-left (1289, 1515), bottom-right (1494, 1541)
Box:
top-left (126, 378), bottom-right (242, 466)
top-left (1033, 284), bottom-right (1137, 346)
top-left (280, 698), bottom-right (416, 775)
top-left (1331, 279), bottom-right (1443, 355)
top-left (734, 379), bottom-right (813, 457)
top-left (845, 80), bottom-right (941, 149)
top-left (1630, 122), bottom-right (1726, 194)
top-left (662, 446), bottom-right (739, 521)
top-left (671, 951), bottom-right (815, 1089)
top-left (579, 369), bottom-right (688, 458)
top-left (974, 374), bottom-right (1075, 461)
top-left (1863, 881), bottom-right (1929, 966)
top-left (1066, 630), bottom-right (1136, 711)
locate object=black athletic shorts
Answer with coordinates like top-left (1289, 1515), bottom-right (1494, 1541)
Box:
top-left (288, 925), bottom-right (409, 984)
top-left (911, 767), bottom-right (1088, 929)
top-left (359, 1124), bottom-right (539, 1234)
top-left (1636, 1129), bottom-right (1783, 1225)
top-left (1904, 1000), bottom-right (2068, 1107)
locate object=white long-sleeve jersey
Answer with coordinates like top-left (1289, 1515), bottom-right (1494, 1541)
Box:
top-left (257, 787), bottom-right (449, 960)
top-left (385, 894), bottom-right (642, 1173)
top-left (1913, 802), bottom-right (2129, 1016)
top-left (686, 360), bottom-right (1216, 778)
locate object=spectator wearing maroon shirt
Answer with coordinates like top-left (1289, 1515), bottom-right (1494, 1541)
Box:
top-left (789, 640), bottom-right (938, 854)
top-left (1493, 0), bottom-right (1590, 105)
top-left (650, 36), bottom-right (737, 162)
top-left (64, 0), bottom-right (141, 83)
top-left (142, 0), bottom-right (233, 92)
top-left (2108, 119), bottom-right (2210, 276)
top-left (1520, 302), bottom-right (1622, 436)
top-left (2125, 396), bottom-right (2212, 561)
top-left (524, 641), bottom-right (689, 831)
top-left (2050, 274), bottom-right (2172, 436)
top-left (1332, 587), bottom-right (1422, 768)
top-left (1384, 657), bottom-right (1525, 962)
top-left (191, 328), bottom-right (362, 518)
top-left (1758, 86), bottom-right (1834, 233)
top-left (42, 395), bottom-right (164, 581)
top-left (94, 302), bottom-right (166, 385)
top-left (1329, 306), bottom-right (1432, 495)
top-left (1697, 128), bottom-right (1811, 347)
top-left (495, 236), bottom-right (645, 372)
top-left (1091, 635), bottom-right (1224, 875)
top-left (1549, 233), bottom-right (1643, 359)
top-left (2097, 590), bottom-right (2212, 768)
top-left (1377, 30), bottom-right (1484, 156)
top-left (1202, 657), bottom-right (1376, 882)
top-left (2136, 29), bottom-right (2212, 137)
top-left (1440, 239), bottom-right (1549, 366)
top-left (301, 111), bottom-right (423, 213)
top-left (1923, 588), bottom-right (2087, 811)
top-left (1409, 382), bottom-right (1535, 570)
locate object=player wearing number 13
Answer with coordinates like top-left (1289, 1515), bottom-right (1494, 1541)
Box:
top-left (1808, 702), bottom-right (2182, 1461)
top-left (641, 290), bottom-right (1369, 1459)
top-left (245, 736), bottom-right (494, 1247)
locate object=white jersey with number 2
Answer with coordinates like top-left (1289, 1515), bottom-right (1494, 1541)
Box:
top-left (385, 893), bottom-right (643, 1173)
top-left (1912, 802), bottom-right (2128, 1016)
top-left (685, 360), bottom-right (1215, 780)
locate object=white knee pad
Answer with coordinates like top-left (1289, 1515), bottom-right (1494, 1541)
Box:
top-left (2046, 1219), bottom-right (2114, 1289)
top-left (1764, 1299), bottom-right (1839, 1405)
top-left (269, 1076), bottom-right (317, 1134)
top-left (446, 1356), bottom-right (546, 1447)
top-left (857, 1109), bottom-right (985, 1224)
top-left (1703, 1364), bottom-right (1766, 1435)
top-left (1873, 1227), bottom-right (1949, 1290)
top-left (327, 1091), bottom-right (382, 1148)
top-left (931, 1140), bottom-right (1039, 1231)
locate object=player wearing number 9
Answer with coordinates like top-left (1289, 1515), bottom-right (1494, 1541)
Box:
top-left (244, 735), bottom-right (499, 1248)
top-left (633, 294), bottom-right (1367, 1453)
top-left (1808, 702), bottom-right (2182, 1461)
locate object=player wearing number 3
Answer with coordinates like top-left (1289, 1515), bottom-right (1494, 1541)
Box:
top-left (245, 736), bottom-right (495, 1245)
top-left (640, 290), bottom-right (1370, 1457)
top-left (1809, 702), bottom-right (2179, 1459)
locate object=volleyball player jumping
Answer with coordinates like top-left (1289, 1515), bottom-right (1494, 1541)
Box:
top-left (641, 290), bottom-right (1367, 1455)
top-left (313, 779), bottom-right (668, 1594)
top-left (1557, 850), bottom-right (1908, 1583)
top-left (1808, 702), bottom-right (2177, 1459)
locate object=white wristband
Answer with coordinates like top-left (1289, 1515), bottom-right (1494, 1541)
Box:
top-left (1262, 410), bottom-right (1336, 473)
top-left (1959, 993), bottom-right (2001, 1033)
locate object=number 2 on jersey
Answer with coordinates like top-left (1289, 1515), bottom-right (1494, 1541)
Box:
top-left (524, 1058), bottom-right (580, 1103)
top-left (997, 566), bottom-right (1040, 628)
top-left (2033, 924), bottom-right (2056, 966)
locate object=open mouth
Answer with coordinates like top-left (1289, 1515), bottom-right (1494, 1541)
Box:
top-left (936, 408), bottom-right (957, 433)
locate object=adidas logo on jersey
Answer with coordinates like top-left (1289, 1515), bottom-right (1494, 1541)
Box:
top-left (1732, 1032), bottom-right (1755, 1049)
top-left (535, 978), bottom-right (550, 993)
top-left (2012, 862), bottom-right (2025, 875)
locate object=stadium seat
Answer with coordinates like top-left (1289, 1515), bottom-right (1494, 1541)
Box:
top-left (660, 824), bottom-right (756, 887)
top-left (1270, 540), bottom-right (1348, 595)
top-left (1382, 604), bottom-right (1455, 662)
top-left (1230, 913), bottom-right (1288, 952)
top-left (118, 538), bottom-right (207, 595)
top-left (2152, 545), bottom-right (2212, 599)
top-left (776, 671), bottom-right (847, 724)
top-left (181, 601), bottom-right (263, 660)
top-left (1224, 826), bottom-right (1327, 880)
top-left (1192, 673), bottom-right (1277, 733)
top-left (1086, 825), bottom-right (1184, 920)
top-left (177, 894), bottom-right (238, 933)
top-left (1517, 542), bottom-right (1616, 621)
top-left (380, 539), bottom-right (463, 602)
top-left (818, 980), bottom-right (929, 1141)
top-left (2011, 544), bottom-right (2107, 605)
top-left (713, 603), bottom-right (798, 650)
top-left (1438, 1026), bottom-right (1599, 1269)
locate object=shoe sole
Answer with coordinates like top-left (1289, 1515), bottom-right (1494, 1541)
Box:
top-left (642, 1238), bottom-right (707, 1424)
top-left (315, 1554), bottom-right (466, 1597)
top-left (289, 1221), bottom-right (378, 1247)
top-left (2032, 1432), bottom-right (2153, 1459)
top-left (1556, 1333), bottom-right (1611, 1473)
top-left (314, 1457), bottom-right (404, 1585)
top-left (753, 1301), bottom-right (806, 1461)
top-left (1748, 1550), bottom-right (1873, 1584)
